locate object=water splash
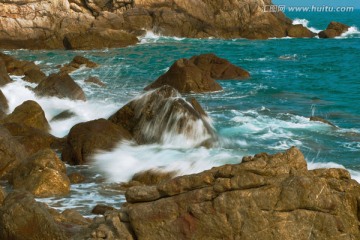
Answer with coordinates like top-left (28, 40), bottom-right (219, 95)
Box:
top-left (292, 18), bottom-right (322, 33)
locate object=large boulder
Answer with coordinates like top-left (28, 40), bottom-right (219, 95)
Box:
top-left (12, 149), bottom-right (70, 197)
top-left (0, 58), bottom-right (12, 86)
top-left (60, 55), bottom-right (99, 74)
top-left (319, 21), bottom-right (350, 38)
top-left (109, 86), bottom-right (216, 146)
top-left (286, 24), bottom-right (316, 38)
top-left (0, 127), bottom-right (27, 180)
top-left (62, 118), bottom-right (131, 165)
top-left (35, 72), bottom-right (86, 101)
top-left (121, 147), bottom-right (360, 239)
top-left (22, 68), bottom-right (47, 83)
top-left (145, 54), bottom-right (250, 93)
top-left (0, 191), bottom-right (67, 240)
top-left (0, 100), bottom-right (50, 132)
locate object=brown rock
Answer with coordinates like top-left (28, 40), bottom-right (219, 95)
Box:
top-left (60, 56), bottom-right (99, 74)
top-left (0, 127), bottom-right (27, 180)
top-left (12, 149), bottom-right (71, 197)
top-left (92, 204), bottom-right (116, 215)
top-left (0, 191), bottom-right (67, 240)
top-left (0, 52), bottom-right (41, 76)
top-left (0, 58), bottom-right (12, 86)
top-left (63, 28), bottom-right (138, 50)
top-left (132, 170), bottom-right (176, 186)
top-left (109, 86), bottom-right (216, 146)
top-left (0, 187), bottom-right (5, 205)
top-left (62, 118), bottom-right (131, 165)
top-left (85, 76), bottom-right (106, 87)
top-left (0, 100), bottom-right (50, 132)
top-left (22, 68), bottom-right (47, 83)
top-left (68, 172), bottom-right (86, 184)
top-left (310, 116), bottom-right (337, 128)
top-left (51, 110), bottom-right (76, 122)
top-left (0, 89), bottom-right (9, 116)
top-left (319, 21), bottom-right (350, 38)
top-left (286, 24), bottom-right (316, 38)
top-left (35, 72), bottom-right (86, 101)
top-left (60, 209), bottom-right (91, 226)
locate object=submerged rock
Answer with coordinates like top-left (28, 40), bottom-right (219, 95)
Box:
top-left (310, 116), bottom-right (337, 128)
top-left (51, 110), bottom-right (77, 122)
top-left (145, 54), bottom-right (250, 93)
top-left (109, 85), bottom-right (217, 146)
top-left (0, 100), bottom-right (50, 132)
top-left (62, 118), bottom-right (132, 165)
top-left (117, 147), bottom-right (360, 239)
top-left (12, 149), bottom-right (71, 197)
top-left (319, 21), bottom-right (350, 38)
top-left (35, 72), bottom-right (87, 101)
top-left (60, 56), bottom-right (99, 74)
top-left (85, 76), bottom-right (106, 87)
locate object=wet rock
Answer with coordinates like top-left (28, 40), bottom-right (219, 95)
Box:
top-left (22, 68), bottom-right (47, 83)
top-left (68, 172), bottom-right (86, 184)
top-left (60, 209), bottom-right (91, 226)
top-left (286, 24), bottom-right (316, 38)
top-left (0, 89), bottom-right (9, 118)
top-left (0, 58), bottom-right (12, 86)
top-left (63, 28), bottom-right (138, 50)
top-left (60, 56), bottom-right (99, 74)
top-left (109, 85), bottom-right (216, 146)
top-left (0, 191), bottom-right (67, 240)
top-left (0, 52), bottom-right (41, 76)
top-left (35, 72), bottom-right (87, 101)
top-left (0, 127), bottom-right (27, 180)
top-left (0, 100), bottom-right (50, 132)
top-left (319, 21), bottom-right (350, 38)
top-left (145, 54), bottom-right (249, 93)
top-left (51, 110), bottom-right (77, 122)
top-left (121, 147), bottom-right (360, 239)
top-left (92, 204), bottom-right (116, 215)
top-left (0, 187), bottom-right (5, 205)
top-left (12, 149), bottom-right (71, 197)
top-left (62, 118), bottom-right (131, 165)
top-left (85, 76), bottom-right (106, 87)
top-left (310, 116), bottom-right (337, 128)
top-left (2, 122), bottom-right (64, 155)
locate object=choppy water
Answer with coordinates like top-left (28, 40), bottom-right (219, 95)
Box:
top-left (1, 11), bottom-right (360, 216)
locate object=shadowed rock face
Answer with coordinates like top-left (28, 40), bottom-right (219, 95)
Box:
top-left (109, 85), bottom-right (217, 146)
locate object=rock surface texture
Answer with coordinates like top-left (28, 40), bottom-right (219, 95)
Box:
top-left (319, 21), bottom-right (350, 38)
top-left (0, 0), bottom-right (295, 49)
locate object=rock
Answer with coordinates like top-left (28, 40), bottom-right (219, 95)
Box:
top-left (145, 54), bottom-right (249, 93)
top-left (51, 110), bottom-right (76, 122)
top-left (310, 116), bottom-right (337, 128)
top-left (319, 21), bottom-right (350, 38)
top-left (286, 24), bottom-right (316, 38)
top-left (62, 118), bottom-right (131, 165)
top-left (22, 68), bottom-right (47, 83)
top-left (85, 76), bottom-right (106, 87)
top-left (0, 52), bottom-right (41, 76)
top-left (92, 204), bottom-right (116, 215)
top-left (35, 72), bottom-right (87, 101)
top-left (0, 100), bottom-right (50, 132)
top-left (63, 28), bottom-right (138, 50)
top-left (0, 58), bottom-right (12, 86)
top-left (68, 172), bottom-right (86, 184)
top-left (12, 149), bottom-right (71, 197)
top-left (2, 122), bottom-right (64, 155)
top-left (60, 209), bottom-right (91, 226)
top-left (0, 127), bottom-right (27, 180)
top-left (109, 86), bottom-right (216, 146)
top-left (121, 147), bottom-right (360, 239)
top-left (0, 89), bottom-right (9, 117)
top-left (0, 187), bottom-right (5, 205)
top-left (0, 191), bottom-right (67, 240)
top-left (60, 56), bottom-right (99, 74)
top-left (132, 170), bottom-right (176, 186)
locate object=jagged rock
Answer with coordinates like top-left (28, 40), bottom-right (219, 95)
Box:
top-left (60, 56), bottom-right (99, 74)
top-left (2, 122), bottom-right (64, 155)
top-left (35, 72), bottom-right (87, 101)
top-left (0, 191), bottom-right (67, 240)
top-left (0, 127), bottom-right (27, 180)
top-left (0, 52), bottom-right (41, 76)
top-left (63, 28), bottom-right (138, 50)
top-left (310, 116), bottom-right (337, 128)
top-left (51, 110), bottom-right (76, 122)
top-left (68, 172), bottom-right (86, 184)
top-left (62, 118), bottom-right (131, 165)
top-left (109, 86), bottom-right (216, 146)
top-left (286, 24), bottom-right (316, 38)
top-left (85, 76), bottom-right (106, 87)
top-left (12, 149), bottom-right (71, 197)
top-left (145, 54), bottom-right (249, 93)
top-left (121, 147), bottom-right (360, 239)
top-left (319, 21), bottom-right (350, 38)
top-left (0, 100), bottom-right (50, 132)
top-left (0, 58), bottom-right (12, 86)
top-left (22, 68), bottom-right (47, 83)
top-left (92, 204), bottom-right (116, 215)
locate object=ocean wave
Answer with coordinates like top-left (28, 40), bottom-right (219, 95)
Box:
top-left (139, 31), bottom-right (186, 44)
top-left (337, 26), bottom-right (360, 38)
top-left (292, 18), bottom-right (322, 33)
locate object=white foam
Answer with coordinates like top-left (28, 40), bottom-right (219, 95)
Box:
top-left (139, 31), bottom-right (185, 44)
top-left (308, 161), bottom-right (360, 183)
top-left (338, 26), bottom-right (360, 38)
top-left (292, 18), bottom-right (321, 33)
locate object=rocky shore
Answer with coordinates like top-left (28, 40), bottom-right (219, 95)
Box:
top-left (1, 51), bottom-right (360, 239)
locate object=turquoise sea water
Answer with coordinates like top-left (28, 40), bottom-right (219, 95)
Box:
top-left (2, 11), bottom-right (360, 214)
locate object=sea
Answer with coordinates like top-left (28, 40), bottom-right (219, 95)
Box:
top-left (1, 10), bottom-right (360, 216)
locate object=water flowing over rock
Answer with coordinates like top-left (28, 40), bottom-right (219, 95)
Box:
top-left (60, 55), bottom-right (99, 74)
top-left (109, 85), bottom-right (217, 147)
top-left (12, 149), bottom-right (71, 197)
top-left (35, 72), bottom-right (87, 101)
top-left (0, 100), bottom-right (50, 132)
top-left (62, 118), bottom-right (132, 165)
top-left (145, 54), bottom-right (250, 93)
top-left (319, 22), bottom-right (350, 38)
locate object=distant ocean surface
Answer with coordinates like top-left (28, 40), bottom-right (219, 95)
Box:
top-left (1, 10), bottom-right (360, 215)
